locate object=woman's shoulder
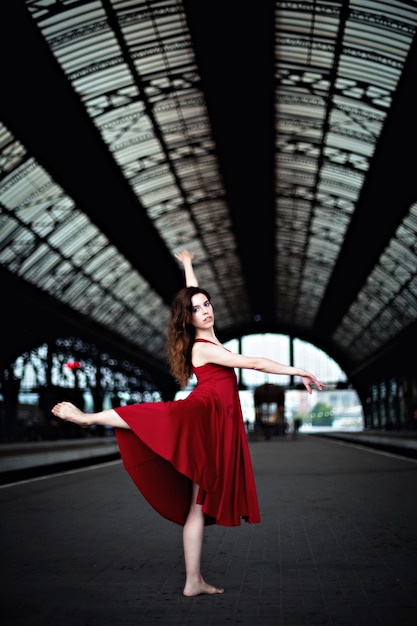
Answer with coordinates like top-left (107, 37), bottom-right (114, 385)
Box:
top-left (192, 338), bottom-right (223, 367)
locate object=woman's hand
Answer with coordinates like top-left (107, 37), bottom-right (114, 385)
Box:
top-left (175, 249), bottom-right (195, 265)
top-left (175, 249), bottom-right (198, 286)
top-left (299, 371), bottom-right (325, 394)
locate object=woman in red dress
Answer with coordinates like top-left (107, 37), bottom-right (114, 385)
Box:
top-left (52, 249), bottom-right (324, 596)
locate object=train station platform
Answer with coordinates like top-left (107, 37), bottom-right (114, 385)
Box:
top-left (1, 428), bottom-right (417, 485)
top-left (0, 435), bottom-right (121, 485)
top-left (1, 432), bottom-right (417, 625)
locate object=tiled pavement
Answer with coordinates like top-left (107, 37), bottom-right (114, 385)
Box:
top-left (1, 433), bottom-right (417, 625)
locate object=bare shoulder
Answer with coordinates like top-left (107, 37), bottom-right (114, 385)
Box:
top-left (192, 339), bottom-right (226, 367)
top-left (192, 340), bottom-right (248, 369)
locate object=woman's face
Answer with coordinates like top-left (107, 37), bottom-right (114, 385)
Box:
top-left (190, 292), bottom-right (214, 329)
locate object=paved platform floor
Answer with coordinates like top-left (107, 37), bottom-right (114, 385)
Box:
top-left (0, 436), bottom-right (120, 484)
top-left (1, 434), bottom-right (417, 625)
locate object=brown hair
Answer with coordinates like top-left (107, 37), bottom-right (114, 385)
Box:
top-left (166, 286), bottom-right (211, 388)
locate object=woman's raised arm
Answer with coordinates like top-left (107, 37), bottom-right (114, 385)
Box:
top-left (175, 249), bottom-right (199, 287)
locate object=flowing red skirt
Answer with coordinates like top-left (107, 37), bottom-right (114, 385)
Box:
top-left (114, 362), bottom-right (260, 527)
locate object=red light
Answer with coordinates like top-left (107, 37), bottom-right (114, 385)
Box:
top-left (66, 361), bottom-right (81, 370)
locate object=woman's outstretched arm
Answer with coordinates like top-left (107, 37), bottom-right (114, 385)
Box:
top-left (175, 249), bottom-right (198, 286)
top-left (192, 342), bottom-right (325, 394)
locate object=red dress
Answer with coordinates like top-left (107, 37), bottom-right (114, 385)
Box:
top-left (114, 339), bottom-right (260, 527)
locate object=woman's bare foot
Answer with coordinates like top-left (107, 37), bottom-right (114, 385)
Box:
top-left (51, 401), bottom-right (91, 428)
top-left (183, 579), bottom-right (224, 597)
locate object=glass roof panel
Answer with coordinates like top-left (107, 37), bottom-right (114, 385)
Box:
top-left (333, 202), bottom-right (417, 361)
top-left (0, 124), bottom-right (170, 357)
top-left (1, 0), bottom-right (415, 380)
top-left (274, 0), bottom-right (417, 342)
top-left (26, 0), bottom-right (247, 327)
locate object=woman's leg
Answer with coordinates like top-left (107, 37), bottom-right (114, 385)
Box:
top-left (182, 483), bottom-right (224, 596)
top-left (51, 401), bottom-right (130, 429)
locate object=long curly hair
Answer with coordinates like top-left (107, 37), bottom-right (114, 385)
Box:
top-left (166, 286), bottom-right (212, 389)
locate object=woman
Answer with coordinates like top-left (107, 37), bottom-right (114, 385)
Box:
top-left (52, 249), bottom-right (324, 596)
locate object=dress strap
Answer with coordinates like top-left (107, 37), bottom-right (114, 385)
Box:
top-left (194, 338), bottom-right (217, 345)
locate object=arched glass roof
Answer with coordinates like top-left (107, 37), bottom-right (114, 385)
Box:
top-left (1, 0), bottom-right (417, 390)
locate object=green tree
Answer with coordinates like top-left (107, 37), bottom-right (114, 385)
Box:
top-left (310, 401), bottom-right (334, 426)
